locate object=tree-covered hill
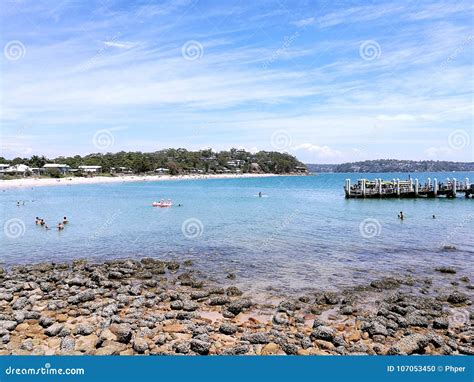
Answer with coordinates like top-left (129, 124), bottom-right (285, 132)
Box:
top-left (1, 148), bottom-right (307, 175)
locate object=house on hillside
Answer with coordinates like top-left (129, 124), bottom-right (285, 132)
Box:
top-left (42, 163), bottom-right (71, 175)
top-left (78, 165), bottom-right (102, 175)
top-left (5, 164), bottom-right (32, 176)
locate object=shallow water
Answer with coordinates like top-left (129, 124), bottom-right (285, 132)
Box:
top-left (1, 172), bottom-right (473, 294)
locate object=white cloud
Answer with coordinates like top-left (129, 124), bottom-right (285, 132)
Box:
top-left (293, 17), bottom-right (316, 27)
top-left (292, 143), bottom-right (342, 158)
top-left (102, 41), bottom-right (139, 49)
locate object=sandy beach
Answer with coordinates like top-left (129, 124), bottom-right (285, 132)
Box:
top-left (0, 173), bottom-right (282, 190)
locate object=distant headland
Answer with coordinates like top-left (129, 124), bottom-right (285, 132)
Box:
top-left (307, 160), bottom-right (474, 173)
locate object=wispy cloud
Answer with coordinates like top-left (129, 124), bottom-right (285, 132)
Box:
top-left (0, 0), bottom-right (472, 163)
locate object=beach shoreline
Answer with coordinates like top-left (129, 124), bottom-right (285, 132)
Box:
top-left (0, 258), bottom-right (471, 356)
top-left (0, 173), bottom-right (288, 190)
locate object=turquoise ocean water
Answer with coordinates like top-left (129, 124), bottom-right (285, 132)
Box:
top-left (1, 173), bottom-right (473, 294)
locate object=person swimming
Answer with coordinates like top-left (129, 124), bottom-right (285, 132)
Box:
top-left (258, 192), bottom-right (262, 197)
top-left (57, 223), bottom-right (64, 230)
top-left (40, 219), bottom-right (46, 227)
top-left (432, 214), bottom-right (436, 219)
top-left (35, 217), bottom-right (40, 225)
top-left (63, 216), bottom-right (69, 224)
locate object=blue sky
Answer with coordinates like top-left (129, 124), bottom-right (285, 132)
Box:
top-left (1, 0), bottom-right (472, 163)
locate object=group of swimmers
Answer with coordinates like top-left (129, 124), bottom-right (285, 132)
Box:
top-left (35, 216), bottom-right (69, 230)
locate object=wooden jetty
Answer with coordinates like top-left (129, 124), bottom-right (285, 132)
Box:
top-left (344, 177), bottom-right (473, 199)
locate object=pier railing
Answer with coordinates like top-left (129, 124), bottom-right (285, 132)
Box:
top-left (344, 177), bottom-right (473, 199)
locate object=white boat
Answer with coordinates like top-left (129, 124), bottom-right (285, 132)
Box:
top-left (152, 199), bottom-right (173, 208)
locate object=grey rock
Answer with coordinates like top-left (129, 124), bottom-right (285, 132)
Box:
top-left (60, 337), bottom-right (76, 352)
top-left (432, 317), bottom-right (449, 329)
top-left (68, 290), bottom-right (95, 304)
top-left (109, 324), bottom-right (132, 343)
top-left (39, 316), bottom-right (54, 328)
top-left (0, 320), bottom-right (18, 331)
top-left (20, 339), bottom-right (33, 351)
top-left (227, 299), bottom-right (252, 315)
top-left (133, 338), bottom-right (149, 353)
top-left (435, 267), bottom-right (456, 274)
top-left (0, 292), bottom-right (13, 302)
top-left (219, 323), bottom-right (238, 335)
top-left (226, 286), bottom-right (243, 296)
top-left (447, 291), bottom-right (470, 305)
top-left (387, 334), bottom-right (429, 355)
top-left (273, 313), bottom-right (289, 325)
top-left (311, 326), bottom-right (335, 341)
top-left (76, 324), bottom-right (95, 336)
top-left (182, 301), bottom-right (199, 312)
top-left (173, 342), bottom-right (190, 354)
top-left (12, 297), bottom-right (29, 310)
top-left (242, 332), bottom-right (270, 344)
top-left (45, 323), bottom-right (64, 337)
top-left (221, 345), bottom-right (249, 355)
top-left (170, 300), bottom-right (184, 310)
top-left (208, 296), bottom-right (230, 306)
top-left (406, 313), bottom-right (429, 327)
top-left (190, 339), bottom-right (211, 355)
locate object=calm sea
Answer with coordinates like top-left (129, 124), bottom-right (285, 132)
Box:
top-left (1, 173), bottom-right (473, 295)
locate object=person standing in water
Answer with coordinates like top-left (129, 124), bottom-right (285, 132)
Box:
top-left (398, 211), bottom-right (404, 220)
top-left (258, 192), bottom-right (262, 197)
top-left (63, 216), bottom-right (69, 224)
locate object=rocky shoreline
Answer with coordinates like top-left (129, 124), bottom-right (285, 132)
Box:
top-left (0, 258), bottom-right (472, 356)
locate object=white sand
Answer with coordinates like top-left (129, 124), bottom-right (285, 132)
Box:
top-left (0, 173), bottom-right (281, 190)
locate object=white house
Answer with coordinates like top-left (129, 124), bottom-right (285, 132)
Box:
top-left (0, 164), bottom-right (10, 175)
top-left (78, 165), bottom-right (102, 174)
top-left (42, 163), bottom-right (70, 174)
top-left (155, 167), bottom-right (170, 174)
top-left (5, 164), bottom-right (32, 176)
